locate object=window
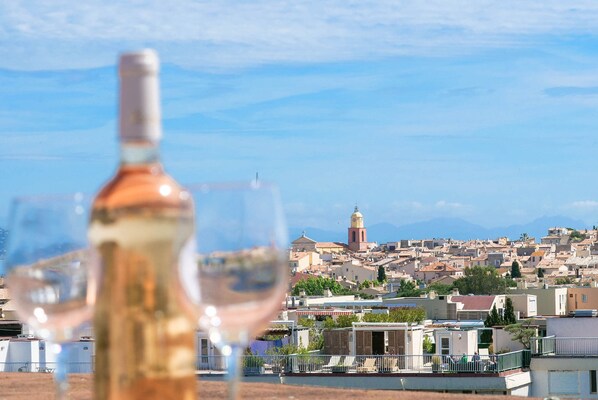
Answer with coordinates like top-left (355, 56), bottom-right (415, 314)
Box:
top-left (582, 294), bottom-right (588, 303)
top-left (200, 338), bottom-right (209, 364)
top-left (440, 337), bottom-right (450, 355)
top-left (352, 231), bottom-right (356, 242)
top-left (591, 370), bottom-right (597, 394)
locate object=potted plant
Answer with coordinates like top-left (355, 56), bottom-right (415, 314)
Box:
top-left (242, 352), bottom-right (265, 376)
top-left (431, 355), bottom-right (443, 373)
top-left (266, 344), bottom-right (298, 374)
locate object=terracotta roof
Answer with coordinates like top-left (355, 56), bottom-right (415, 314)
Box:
top-left (289, 252), bottom-right (310, 261)
top-left (315, 242), bottom-right (346, 248)
top-left (531, 251), bottom-right (545, 257)
top-left (419, 262), bottom-right (458, 272)
top-left (451, 295), bottom-right (496, 311)
top-left (429, 275), bottom-right (458, 285)
top-left (289, 272), bottom-right (314, 286)
top-left (292, 235), bottom-right (316, 243)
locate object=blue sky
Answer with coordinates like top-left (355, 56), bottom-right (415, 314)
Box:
top-left (2, 1), bottom-right (598, 231)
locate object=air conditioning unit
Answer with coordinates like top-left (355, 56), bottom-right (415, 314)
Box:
top-left (17, 333), bottom-right (35, 339)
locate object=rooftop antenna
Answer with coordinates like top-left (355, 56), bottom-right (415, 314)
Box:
top-left (255, 172), bottom-right (259, 184)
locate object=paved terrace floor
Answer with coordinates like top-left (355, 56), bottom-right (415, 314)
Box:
top-left (0, 373), bottom-right (538, 399)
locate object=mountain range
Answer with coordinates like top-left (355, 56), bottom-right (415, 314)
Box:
top-left (290, 216), bottom-right (590, 244)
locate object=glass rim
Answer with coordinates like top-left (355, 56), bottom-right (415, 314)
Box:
top-left (184, 180), bottom-right (279, 192)
top-left (9, 192), bottom-right (92, 203)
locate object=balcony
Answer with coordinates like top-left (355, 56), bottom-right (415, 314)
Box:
top-left (197, 352), bottom-right (532, 395)
top-left (198, 352), bottom-right (529, 376)
top-left (531, 336), bottom-right (598, 357)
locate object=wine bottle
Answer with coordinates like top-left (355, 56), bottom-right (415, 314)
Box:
top-left (89, 49), bottom-right (196, 400)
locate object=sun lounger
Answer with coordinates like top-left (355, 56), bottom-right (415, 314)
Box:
top-left (322, 355), bottom-right (342, 373)
top-left (330, 355), bottom-right (356, 373)
top-left (379, 357), bottom-right (399, 373)
top-left (356, 357), bottom-right (377, 373)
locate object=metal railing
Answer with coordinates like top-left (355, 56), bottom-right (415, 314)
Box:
top-left (496, 350), bottom-right (530, 372)
top-left (531, 336), bottom-right (598, 356)
top-left (2, 351), bottom-right (529, 376)
top-left (0, 361), bottom-right (93, 373)
top-left (199, 352), bottom-right (527, 375)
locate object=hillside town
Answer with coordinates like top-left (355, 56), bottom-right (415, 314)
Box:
top-left (2, 208), bottom-right (598, 397)
top-left (279, 207), bottom-right (598, 397)
top-left (291, 207), bottom-right (598, 291)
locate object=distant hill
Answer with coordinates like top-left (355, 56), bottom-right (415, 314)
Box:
top-left (289, 227), bottom-right (344, 243)
top-left (290, 215), bottom-right (590, 244)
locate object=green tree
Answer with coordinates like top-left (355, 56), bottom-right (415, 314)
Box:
top-left (422, 336), bottom-right (434, 354)
top-left (298, 317), bottom-right (315, 328)
top-left (363, 313), bottom-right (390, 323)
top-left (323, 317), bottom-right (337, 330)
top-left (292, 276), bottom-right (349, 296)
top-left (482, 304), bottom-right (503, 344)
top-left (511, 261), bottom-right (521, 279)
top-left (569, 230), bottom-right (586, 242)
top-left (519, 233), bottom-right (529, 242)
top-left (503, 298), bottom-right (517, 325)
top-left (388, 307), bottom-right (426, 323)
top-left (377, 265), bottom-right (387, 283)
top-left (298, 317), bottom-right (323, 350)
top-left (323, 314), bottom-right (359, 329)
top-left (265, 343), bottom-right (299, 356)
top-left (396, 280), bottom-right (422, 297)
top-left (453, 266), bottom-right (509, 295)
top-left (555, 277), bottom-right (574, 285)
top-left (485, 304), bottom-right (503, 327)
top-left (425, 282), bottom-right (454, 295)
top-left (359, 280), bottom-right (372, 290)
top-left (504, 322), bottom-right (536, 349)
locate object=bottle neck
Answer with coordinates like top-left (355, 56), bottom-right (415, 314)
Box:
top-left (120, 141), bottom-right (161, 166)
top-left (119, 51), bottom-right (162, 143)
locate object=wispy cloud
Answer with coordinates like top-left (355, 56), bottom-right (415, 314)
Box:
top-left (435, 200), bottom-right (465, 210)
top-left (3, 1), bottom-right (598, 70)
top-left (569, 200), bottom-right (598, 209)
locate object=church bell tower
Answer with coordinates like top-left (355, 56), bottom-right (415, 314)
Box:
top-left (348, 206), bottom-right (368, 252)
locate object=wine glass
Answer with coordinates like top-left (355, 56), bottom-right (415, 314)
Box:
top-left (2, 193), bottom-right (98, 399)
top-left (178, 181), bottom-right (289, 400)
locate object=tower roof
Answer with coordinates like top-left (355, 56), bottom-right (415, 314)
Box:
top-left (351, 206), bottom-right (364, 228)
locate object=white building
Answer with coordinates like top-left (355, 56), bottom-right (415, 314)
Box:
top-left (530, 317), bottom-right (598, 398)
top-left (0, 335), bottom-right (93, 373)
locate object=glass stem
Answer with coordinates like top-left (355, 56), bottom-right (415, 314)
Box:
top-left (226, 344), bottom-right (244, 400)
top-left (53, 342), bottom-right (71, 400)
